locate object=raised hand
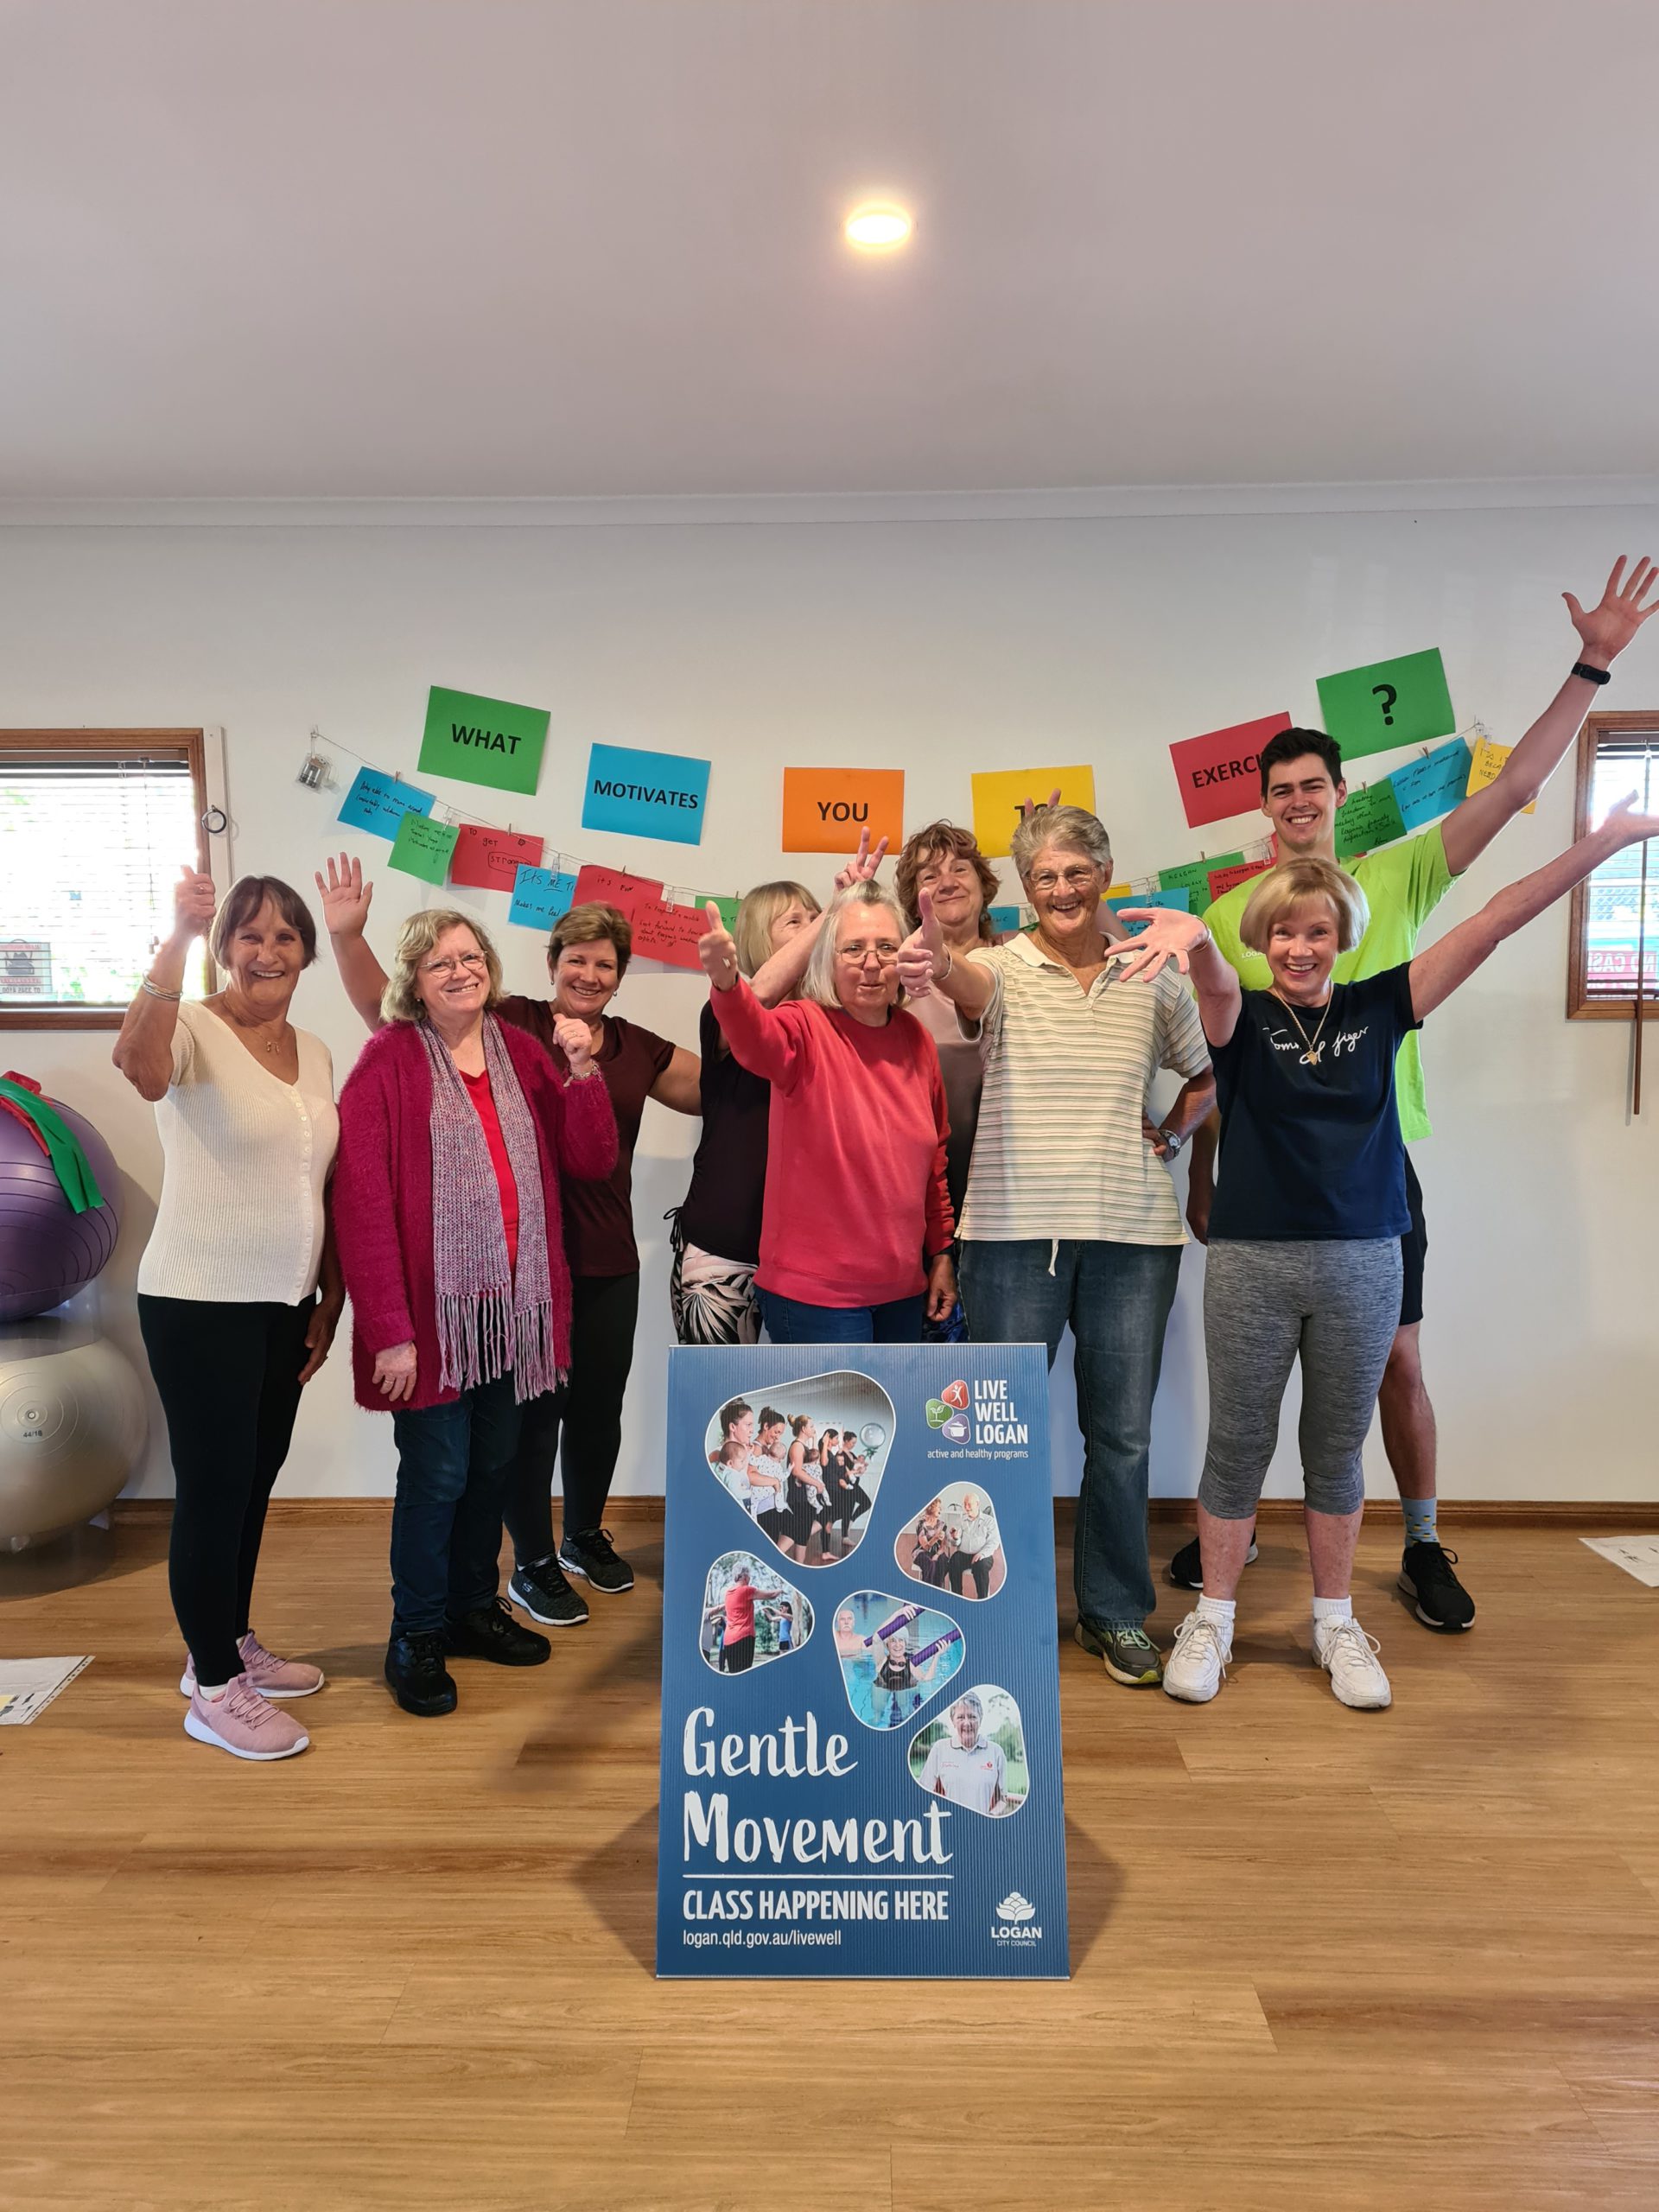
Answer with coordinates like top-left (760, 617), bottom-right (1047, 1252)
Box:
top-left (1565, 556), bottom-right (1659, 668)
top-left (1106, 909), bottom-right (1210, 982)
top-left (896, 889), bottom-right (947, 1000)
top-left (834, 827), bottom-right (890, 892)
top-left (1603, 791), bottom-right (1659, 847)
top-left (314, 851), bottom-right (374, 938)
top-left (698, 900), bottom-right (741, 990)
top-left (171, 865), bottom-right (218, 940)
top-left (372, 1341), bottom-right (417, 1403)
top-left (551, 1012), bottom-right (597, 1077)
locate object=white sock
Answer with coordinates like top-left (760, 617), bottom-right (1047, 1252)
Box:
top-left (197, 1681), bottom-right (230, 1700)
top-left (1196, 1594), bottom-right (1236, 1630)
top-left (1312, 1595), bottom-right (1353, 1624)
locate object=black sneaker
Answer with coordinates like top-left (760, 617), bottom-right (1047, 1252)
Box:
top-left (1166, 1529), bottom-right (1258, 1590)
top-left (444, 1598), bottom-right (551, 1666)
top-left (385, 1630), bottom-right (458, 1716)
top-left (510, 1558), bottom-right (589, 1628)
top-left (558, 1526), bottom-right (634, 1594)
top-left (1398, 1541), bottom-right (1475, 1632)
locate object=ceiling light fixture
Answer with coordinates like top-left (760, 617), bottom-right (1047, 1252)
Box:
top-left (843, 200), bottom-right (914, 253)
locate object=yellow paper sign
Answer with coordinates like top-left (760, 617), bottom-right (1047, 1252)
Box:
top-left (1465, 735), bottom-right (1535, 815)
top-left (970, 766), bottom-right (1097, 859)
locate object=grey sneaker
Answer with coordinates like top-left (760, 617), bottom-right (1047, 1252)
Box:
top-left (1074, 1618), bottom-right (1163, 1687)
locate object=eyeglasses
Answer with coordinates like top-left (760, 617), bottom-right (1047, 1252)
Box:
top-left (836, 942), bottom-right (900, 963)
top-left (420, 953), bottom-right (489, 979)
top-left (1027, 866), bottom-right (1101, 894)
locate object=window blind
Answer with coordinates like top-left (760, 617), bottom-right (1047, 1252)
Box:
top-left (1582, 732), bottom-right (1659, 1001)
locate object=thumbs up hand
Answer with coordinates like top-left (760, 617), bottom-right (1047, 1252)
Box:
top-left (897, 889), bottom-right (946, 1000)
top-left (699, 901), bottom-right (741, 991)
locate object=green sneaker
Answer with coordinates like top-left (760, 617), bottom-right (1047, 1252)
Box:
top-left (1074, 1619), bottom-right (1163, 1687)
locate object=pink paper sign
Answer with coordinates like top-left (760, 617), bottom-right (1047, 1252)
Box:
top-left (1206, 856), bottom-right (1273, 903)
top-left (571, 864), bottom-right (665, 918)
top-left (1169, 713), bottom-right (1292, 829)
top-left (449, 825), bottom-right (546, 892)
top-left (631, 900), bottom-right (710, 971)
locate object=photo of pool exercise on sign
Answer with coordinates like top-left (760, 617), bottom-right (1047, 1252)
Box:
top-left (697, 1551), bottom-right (814, 1675)
top-left (833, 1588), bottom-right (966, 1732)
top-left (908, 1685), bottom-right (1029, 1819)
top-left (895, 1481), bottom-right (1006, 1600)
top-left (703, 1370), bottom-right (893, 1569)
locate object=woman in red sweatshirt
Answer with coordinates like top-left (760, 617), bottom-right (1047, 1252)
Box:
top-left (696, 881), bottom-right (955, 1344)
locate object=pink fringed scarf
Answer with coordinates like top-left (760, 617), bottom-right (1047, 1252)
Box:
top-left (418, 1015), bottom-right (561, 1403)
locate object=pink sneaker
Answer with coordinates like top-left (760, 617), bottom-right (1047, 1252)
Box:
top-left (180, 1634), bottom-right (325, 1700)
top-left (183, 1674), bottom-right (310, 1762)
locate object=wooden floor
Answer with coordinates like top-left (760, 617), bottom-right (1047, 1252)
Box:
top-left (4, 1513), bottom-right (1659, 2212)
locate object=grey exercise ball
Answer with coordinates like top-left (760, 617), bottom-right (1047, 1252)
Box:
top-left (0, 1330), bottom-right (147, 1547)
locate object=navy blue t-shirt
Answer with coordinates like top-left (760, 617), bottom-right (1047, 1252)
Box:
top-left (1209, 966), bottom-right (1421, 1243)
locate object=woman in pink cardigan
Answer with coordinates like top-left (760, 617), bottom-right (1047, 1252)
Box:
top-left (696, 881), bottom-right (956, 1344)
top-left (334, 909), bottom-right (616, 1717)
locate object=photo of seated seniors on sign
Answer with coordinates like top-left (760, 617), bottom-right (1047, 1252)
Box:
top-left (895, 1482), bottom-right (1007, 1599)
top-left (908, 1686), bottom-right (1030, 1819)
top-left (697, 1551), bottom-right (813, 1676)
top-left (702, 1370), bottom-right (892, 1567)
top-left (834, 1589), bottom-right (966, 1732)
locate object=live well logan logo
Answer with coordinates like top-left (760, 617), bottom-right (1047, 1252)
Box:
top-left (925, 1377), bottom-right (1030, 1452)
top-left (993, 1891), bottom-right (1043, 1942)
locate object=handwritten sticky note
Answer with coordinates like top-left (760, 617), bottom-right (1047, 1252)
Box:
top-left (1316, 648), bottom-right (1455, 762)
top-left (1334, 779), bottom-right (1408, 860)
top-left (581, 742), bottom-right (710, 847)
top-left (1168, 713), bottom-right (1291, 830)
top-left (571, 863), bottom-right (664, 919)
top-left (449, 826), bottom-right (546, 892)
top-left (969, 766), bottom-right (1097, 859)
top-left (337, 766), bottom-right (435, 840)
top-left (1157, 857), bottom-right (1218, 902)
top-left (988, 905), bottom-right (1026, 937)
top-left (1107, 887), bottom-right (1191, 938)
top-left (1386, 738), bottom-right (1471, 832)
top-left (1465, 734), bottom-right (1535, 815)
top-left (1206, 855), bottom-right (1271, 903)
top-left (388, 811), bottom-right (460, 886)
top-left (631, 900), bottom-right (711, 971)
top-left (696, 893), bottom-right (741, 932)
top-left (508, 865), bottom-right (578, 931)
top-left (418, 686), bottom-right (549, 796)
top-left (781, 767), bottom-right (906, 855)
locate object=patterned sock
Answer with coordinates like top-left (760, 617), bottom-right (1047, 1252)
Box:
top-left (1402, 1497), bottom-right (1438, 1548)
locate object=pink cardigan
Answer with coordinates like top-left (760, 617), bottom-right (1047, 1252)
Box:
top-left (333, 1020), bottom-right (618, 1413)
top-left (709, 982), bottom-right (953, 1306)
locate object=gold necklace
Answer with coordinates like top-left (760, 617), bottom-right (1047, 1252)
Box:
top-left (1269, 989), bottom-right (1334, 1065)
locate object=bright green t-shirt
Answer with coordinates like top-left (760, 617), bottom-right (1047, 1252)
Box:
top-left (1201, 824), bottom-right (1455, 1144)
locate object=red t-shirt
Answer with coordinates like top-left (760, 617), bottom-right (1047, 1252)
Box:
top-left (459, 1065), bottom-right (519, 1273)
top-left (722, 1581), bottom-right (758, 1639)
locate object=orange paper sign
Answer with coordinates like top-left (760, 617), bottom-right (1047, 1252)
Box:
top-left (781, 768), bottom-right (906, 855)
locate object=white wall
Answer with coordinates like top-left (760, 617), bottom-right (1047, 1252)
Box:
top-left (3, 499), bottom-right (1655, 1505)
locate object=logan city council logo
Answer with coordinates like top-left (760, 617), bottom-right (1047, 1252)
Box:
top-left (924, 1377), bottom-right (971, 1445)
top-left (992, 1891), bottom-right (1042, 1942)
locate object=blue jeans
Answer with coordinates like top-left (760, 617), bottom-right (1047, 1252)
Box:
top-left (758, 1288), bottom-right (927, 1345)
top-left (958, 1239), bottom-right (1180, 1631)
top-left (389, 1375), bottom-right (524, 1637)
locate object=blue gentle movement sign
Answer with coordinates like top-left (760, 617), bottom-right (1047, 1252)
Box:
top-left (581, 742), bottom-right (711, 847)
top-left (336, 766), bottom-right (436, 840)
top-left (657, 1343), bottom-right (1069, 1980)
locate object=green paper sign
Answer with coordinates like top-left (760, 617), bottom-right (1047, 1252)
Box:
top-left (1158, 856), bottom-right (1231, 901)
top-left (418, 684), bottom-right (550, 796)
top-left (1334, 779), bottom-right (1407, 860)
top-left (696, 893), bottom-right (741, 931)
top-left (1316, 648), bottom-right (1455, 762)
top-left (389, 811), bottom-right (461, 885)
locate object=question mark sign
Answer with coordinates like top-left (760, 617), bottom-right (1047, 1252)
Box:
top-left (1372, 682), bottom-right (1398, 728)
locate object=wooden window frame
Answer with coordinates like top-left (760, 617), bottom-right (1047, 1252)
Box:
top-left (0, 728), bottom-right (211, 1033)
top-left (1567, 709), bottom-right (1659, 1020)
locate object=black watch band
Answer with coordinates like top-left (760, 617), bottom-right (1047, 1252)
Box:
top-left (1572, 661), bottom-right (1612, 686)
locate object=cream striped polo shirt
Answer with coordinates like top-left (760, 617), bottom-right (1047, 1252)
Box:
top-left (956, 931), bottom-right (1211, 1247)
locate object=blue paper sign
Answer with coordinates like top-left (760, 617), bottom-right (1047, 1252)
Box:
top-left (336, 766), bottom-right (435, 840)
top-left (507, 864), bottom-right (578, 931)
top-left (988, 905), bottom-right (1026, 936)
top-left (658, 1344), bottom-right (1069, 1980)
top-left (581, 742), bottom-right (710, 847)
top-left (1108, 887), bottom-right (1191, 937)
top-left (1388, 736), bottom-right (1471, 831)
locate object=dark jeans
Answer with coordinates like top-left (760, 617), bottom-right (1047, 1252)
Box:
top-left (390, 1374), bottom-right (524, 1637)
top-left (758, 1288), bottom-right (926, 1345)
top-left (504, 1269), bottom-right (639, 1564)
top-left (958, 1238), bottom-right (1180, 1631)
top-left (138, 1292), bottom-right (314, 1686)
top-left (947, 1550), bottom-right (993, 1600)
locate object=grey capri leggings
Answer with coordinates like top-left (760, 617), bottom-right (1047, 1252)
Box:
top-left (1198, 1238), bottom-right (1402, 1520)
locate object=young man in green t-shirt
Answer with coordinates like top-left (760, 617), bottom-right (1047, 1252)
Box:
top-left (1177, 555), bottom-right (1658, 1630)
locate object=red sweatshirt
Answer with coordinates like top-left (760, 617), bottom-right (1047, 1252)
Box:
top-left (709, 982), bottom-right (953, 1307)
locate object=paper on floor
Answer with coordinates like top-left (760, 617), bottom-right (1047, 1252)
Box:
top-left (0, 1656), bottom-right (92, 1724)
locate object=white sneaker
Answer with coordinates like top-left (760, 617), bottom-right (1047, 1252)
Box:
top-left (1162, 1610), bottom-right (1231, 1704)
top-left (1313, 1615), bottom-right (1392, 1709)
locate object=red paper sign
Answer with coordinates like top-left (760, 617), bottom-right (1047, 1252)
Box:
top-left (571, 864), bottom-right (664, 919)
top-left (630, 900), bottom-right (711, 971)
top-left (449, 825), bottom-right (545, 892)
top-left (1206, 856), bottom-right (1273, 903)
top-left (1169, 713), bottom-right (1291, 829)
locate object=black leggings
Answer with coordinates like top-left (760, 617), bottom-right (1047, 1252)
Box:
top-left (504, 1270), bottom-right (639, 1563)
top-left (137, 1293), bottom-right (313, 1685)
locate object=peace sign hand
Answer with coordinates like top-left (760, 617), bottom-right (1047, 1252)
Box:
top-left (1017, 788), bottom-right (1064, 822)
top-left (896, 888), bottom-right (946, 1000)
top-left (170, 866), bottom-right (218, 942)
top-left (1565, 556), bottom-right (1659, 669)
top-left (834, 827), bottom-right (891, 893)
top-left (699, 901), bottom-right (741, 991)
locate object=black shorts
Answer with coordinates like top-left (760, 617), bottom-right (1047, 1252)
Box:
top-left (1400, 1151), bottom-right (1427, 1329)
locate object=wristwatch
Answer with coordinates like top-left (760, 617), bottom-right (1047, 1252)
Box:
top-left (1159, 1127), bottom-right (1185, 1157)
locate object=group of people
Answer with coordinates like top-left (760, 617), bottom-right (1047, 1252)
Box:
top-left (908, 1492), bottom-right (1001, 1599)
top-left (112, 556), bottom-right (1657, 1758)
top-left (708, 1395), bottom-right (875, 1565)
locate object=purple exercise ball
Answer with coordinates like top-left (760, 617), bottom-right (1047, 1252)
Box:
top-left (0, 1094), bottom-right (123, 1322)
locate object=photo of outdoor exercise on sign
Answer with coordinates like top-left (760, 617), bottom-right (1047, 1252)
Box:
top-left (894, 1482), bottom-right (1007, 1600)
top-left (834, 1587), bottom-right (966, 1732)
top-left (696, 1551), bottom-right (813, 1675)
top-left (702, 1369), bottom-right (893, 1567)
top-left (907, 1685), bottom-right (1029, 1819)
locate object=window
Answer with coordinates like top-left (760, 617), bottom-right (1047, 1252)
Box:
top-left (1567, 712), bottom-right (1659, 1020)
top-left (0, 731), bottom-right (212, 1030)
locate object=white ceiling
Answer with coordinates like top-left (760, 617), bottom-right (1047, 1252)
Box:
top-left (3, 0), bottom-right (1658, 501)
